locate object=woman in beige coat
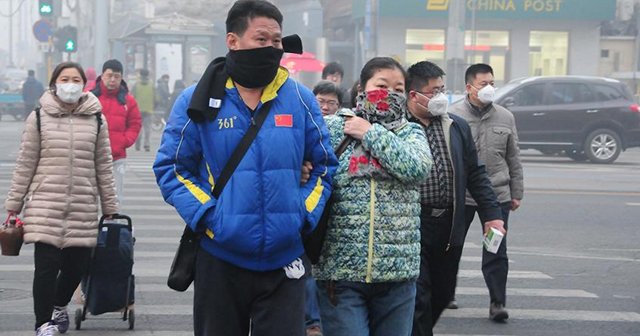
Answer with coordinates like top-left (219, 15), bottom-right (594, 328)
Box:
top-left (4, 62), bottom-right (118, 336)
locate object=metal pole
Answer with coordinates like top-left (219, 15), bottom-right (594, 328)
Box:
top-left (94, 0), bottom-right (110, 68)
top-left (446, 0), bottom-right (466, 92)
top-left (9, 0), bottom-right (13, 66)
top-left (470, 0), bottom-right (477, 64)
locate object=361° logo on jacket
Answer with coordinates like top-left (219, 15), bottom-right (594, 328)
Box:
top-left (274, 114), bottom-right (293, 127)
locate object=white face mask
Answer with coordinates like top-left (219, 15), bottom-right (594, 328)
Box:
top-left (56, 83), bottom-right (84, 104)
top-left (477, 85), bottom-right (495, 104)
top-left (427, 92), bottom-right (449, 117)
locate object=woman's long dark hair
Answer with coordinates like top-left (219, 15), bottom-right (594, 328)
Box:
top-left (48, 62), bottom-right (87, 90)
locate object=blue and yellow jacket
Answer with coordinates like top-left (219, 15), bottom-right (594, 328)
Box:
top-left (153, 68), bottom-right (338, 271)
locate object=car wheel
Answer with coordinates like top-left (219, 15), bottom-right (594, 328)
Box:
top-left (565, 149), bottom-right (588, 162)
top-left (583, 129), bottom-right (621, 164)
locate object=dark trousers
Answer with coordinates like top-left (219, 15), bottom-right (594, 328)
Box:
top-left (464, 202), bottom-right (511, 305)
top-left (412, 210), bottom-right (463, 336)
top-left (194, 250), bottom-right (307, 336)
top-left (33, 242), bottom-right (92, 329)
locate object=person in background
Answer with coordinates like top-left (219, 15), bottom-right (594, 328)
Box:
top-left (165, 79), bottom-right (186, 121)
top-left (322, 61), bottom-right (350, 108)
top-left (156, 74), bottom-right (171, 113)
top-left (21, 69), bottom-right (45, 120)
top-left (153, 1), bottom-right (337, 335)
top-left (132, 69), bottom-right (155, 152)
top-left (5, 62), bottom-right (118, 336)
top-left (84, 67), bottom-right (97, 92)
top-left (91, 59), bottom-right (142, 202)
top-left (313, 80), bottom-right (342, 116)
top-left (405, 61), bottom-right (505, 336)
top-left (449, 63), bottom-right (524, 322)
top-left (314, 57), bottom-right (432, 336)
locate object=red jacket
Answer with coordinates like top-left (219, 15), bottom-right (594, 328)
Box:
top-left (92, 79), bottom-right (142, 161)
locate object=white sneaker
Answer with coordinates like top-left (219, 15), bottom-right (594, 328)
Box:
top-left (35, 321), bottom-right (58, 336)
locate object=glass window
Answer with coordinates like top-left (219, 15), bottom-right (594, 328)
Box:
top-left (464, 31), bottom-right (509, 83)
top-left (593, 84), bottom-right (624, 101)
top-left (529, 31), bottom-right (568, 76)
top-left (548, 83), bottom-right (594, 104)
top-left (508, 83), bottom-right (546, 107)
top-left (405, 29), bottom-right (445, 69)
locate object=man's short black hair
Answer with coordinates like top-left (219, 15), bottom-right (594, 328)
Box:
top-left (102, 59), bottom-right (123, 74)
top-left (465, 63), bottom-right (494, 84)
top-left (226, 0), bottom-right (283, 35)
top-left (313, 80), bottom-right (343, 105)
top-left (322, 62), bottom-right (344, 79)
top-left (406, 61), bottom-right (445, 92)
top-left (28, 70), bottom-right (35, 77)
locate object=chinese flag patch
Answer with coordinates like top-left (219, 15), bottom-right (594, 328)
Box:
top-left (274, 114), bottom-right (293, 127)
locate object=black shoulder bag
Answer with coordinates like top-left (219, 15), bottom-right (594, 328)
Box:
top-left (167, 101), bottom-right (273, 291)
top-left (303, 136), bottom-right (353, 264)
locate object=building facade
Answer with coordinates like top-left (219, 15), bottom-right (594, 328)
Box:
top-left (323, 0), bottom-right (617, 89)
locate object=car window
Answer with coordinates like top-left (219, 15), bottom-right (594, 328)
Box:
top-left (548, 83), bottom-right (595, 104)
top-left (507, 83), bottom-right (546, 107)
top-left (593, 84), bottom-right (625, 101)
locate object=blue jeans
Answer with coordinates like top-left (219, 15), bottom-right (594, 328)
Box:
top-left (317, 280), bottom-right (416, 336)
top-left (305, 276), bottom-right (321, 328)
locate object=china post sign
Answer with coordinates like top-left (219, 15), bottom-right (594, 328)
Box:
top-left (354, 0), bottom-right (616, 21)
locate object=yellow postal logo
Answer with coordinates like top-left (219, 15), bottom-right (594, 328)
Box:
top-left (427, 0), bottom-right (449, 11)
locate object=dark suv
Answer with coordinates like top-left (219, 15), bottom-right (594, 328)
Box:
top-left (493, 76), bottom-right (640, 163)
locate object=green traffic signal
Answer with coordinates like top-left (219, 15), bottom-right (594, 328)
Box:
top-left (54, 26), bottom-right (77, 53)
top-left (65, 40), bottom-right (75, 52)
top-left (38, 0), bottom-right (53, 16)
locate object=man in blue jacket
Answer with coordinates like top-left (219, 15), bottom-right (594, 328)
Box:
top-left (406, 61), bottom-right (506, 336)
top-left (153, 1), bottom-right (337, 335)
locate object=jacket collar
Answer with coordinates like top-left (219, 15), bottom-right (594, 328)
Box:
top-left (39, 90), bottom-right (102, 117)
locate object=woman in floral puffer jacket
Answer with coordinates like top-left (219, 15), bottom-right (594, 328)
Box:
top-left (314, 57), bottom-right (432, 336)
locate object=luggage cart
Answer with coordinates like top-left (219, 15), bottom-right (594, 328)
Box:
top-left (75, 214), bottom-right (135, 330)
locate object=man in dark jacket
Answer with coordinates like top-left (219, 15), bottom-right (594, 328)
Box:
top-left (406, 61), bottom-right (505, 336)
top-left (21, 70), bottom-right (44, 119)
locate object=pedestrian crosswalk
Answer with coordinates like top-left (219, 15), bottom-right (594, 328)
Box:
top-left (1, 149), bottom-right (639, 335)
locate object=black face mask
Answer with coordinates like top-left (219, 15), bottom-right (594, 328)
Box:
top-left (225, 46), bottom-right (284, 88)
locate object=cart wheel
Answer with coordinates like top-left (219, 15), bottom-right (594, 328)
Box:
top-left (128, 309), bottom-right (135, 330)
top-left (74, 308), bottom-right (82, 330)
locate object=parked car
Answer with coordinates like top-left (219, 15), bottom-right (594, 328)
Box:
top-left (0, 68), bottom-right (27, 93)
top-left (491, 76), bottom-right (640, 164)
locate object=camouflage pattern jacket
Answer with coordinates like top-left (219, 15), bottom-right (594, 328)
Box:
top-left (314, 113), bottom-right (432, 283)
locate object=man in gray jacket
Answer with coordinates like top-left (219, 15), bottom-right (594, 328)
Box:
top-left (450, 63), bottom-right (524, 322)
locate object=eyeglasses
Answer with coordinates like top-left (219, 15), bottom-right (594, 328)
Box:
top-left (414, 88), bottom-right (445, 98)
top-left (317, 99), bottom-right (339, 108)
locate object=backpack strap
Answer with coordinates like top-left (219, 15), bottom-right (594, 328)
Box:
top-left (35, 107), bottom-right (42, 134)
top-left (95, 112), bottom-right (102, 135)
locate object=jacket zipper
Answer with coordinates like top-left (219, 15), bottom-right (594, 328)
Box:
top-left (446, 122), bottom-right (456, 252)
top-left (253, 103), bottom-right (266, 264)
top-left (365, 178), bottom-right (376, 283)
top-left (63, 116), bottom-right (75, 242)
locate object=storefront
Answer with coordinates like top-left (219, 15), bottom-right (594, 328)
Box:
top-left (349, 0), bottom-right (616, 88)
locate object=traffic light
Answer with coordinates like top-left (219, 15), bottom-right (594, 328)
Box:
top-left (54, 26), bottom-right (78, 53)
top-left (38, 0), bottom-right (54, 16)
